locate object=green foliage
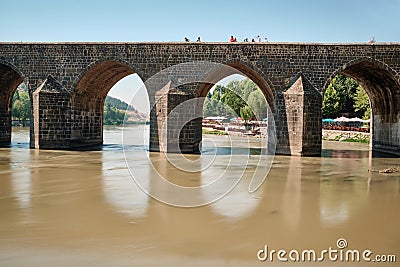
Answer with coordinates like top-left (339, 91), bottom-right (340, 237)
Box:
top-left (322, 82), bottom-right (341, 117)
top-left (247, 90), bottom-right (268, 119)
top-left (323, 132), bottom-right (370, 143)
top-left (203, 85), bottom-right (237, 117)
top-left (202, 129), bottom-right (228, 135)
top-left (322, 74), bottom-right (370, 119)
top-left (12, 88), bottom-right (30, 125)
top-left (220, 85), bottom-right (246, 116)
top-left (105, 96), bottom-right (136, 111)
top-left (203, 78), bottom-right (268, 120)
top-left (233, 79), bottom-right (257, 101)
top-left (104, 103), bottom-right (125, 125)
top-left (240, 105), bottom-right (254, 121)
top-left (334, 74), bottom-right (359, 113)
top-left (353, 85), bottom-right (371, 120)
top-left (343, 135), bottom-right (370, 143)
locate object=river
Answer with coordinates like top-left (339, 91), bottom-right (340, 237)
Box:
top-left (0, 125), bottom-right (399, 266)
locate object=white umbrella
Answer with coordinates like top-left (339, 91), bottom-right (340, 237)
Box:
top-left (334, 116), bottom-right (351, 122)
top-left (348, 117), bottom-right (364, 122)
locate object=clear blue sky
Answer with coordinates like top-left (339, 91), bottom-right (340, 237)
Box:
top-left (2, 0), bottom-right (399, 43)
top-left (2, 0), bottom-right (399, 111)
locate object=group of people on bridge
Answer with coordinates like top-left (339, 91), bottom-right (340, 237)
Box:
top-left (183, 35), bottom-right (268, 43)
top-left (230, 35), bottom-right (268, 42)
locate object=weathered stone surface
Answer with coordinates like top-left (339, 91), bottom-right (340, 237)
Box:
top-left (277, 73), bottom-right (322, 155)
top-left (32, 75), bottom-right (71, 149)
top-left (151, 82), bottom-right (202, 154)
top-left (0, 60), bottom-right (24, 144)
top-left (0, 42), bottom-right (399, 155)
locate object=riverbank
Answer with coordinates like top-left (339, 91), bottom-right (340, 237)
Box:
top-left (322, 129), bottom-right (370, 143)
top-left (203, 128), bottom-right (371, 143)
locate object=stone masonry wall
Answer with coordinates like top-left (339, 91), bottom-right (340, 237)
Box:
top-left (71, 96), bottom-right (103, 147)
top-left (151, 84), bottom-right (202, 153)
top-left (0, 108), bottom-right (11, 143)
top-left (31, 75), bottom-right (71, 149)
top-left (0, 43), bottom-right (399, 155)
top-left (35, 92), bottom-right (71, 149)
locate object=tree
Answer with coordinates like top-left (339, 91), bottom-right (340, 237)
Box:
top-left (247, 90), bottom-right (268, 120)
top-left (322, 74), bottom-right (365, 118)
top-left (202, 78), bottom-right (266, 120)
top-left (353, 85), bottom-right (371, 119)
top-left (211, 85), bottom-right (225, 101)
top-left (337, 74), bottom-right (359, 113)
top-left (12, 90), bottom-right (30, 126)
top-left (322, 82), bottom-right (341, 118)
top-left (203, 85), bottom-right (237, 117)
top-left (203, 97), bottom-right (213, 117)
top-left (105, 96), bottom-right (136, 111)
top-left (236, 79), bottom-right (258, 101)
top-left (220, 87), bottom-right (246, 116)
top-left (104, 103), bottom-right (125, 125)
top-left (240, 105), bottom-right (254, 121)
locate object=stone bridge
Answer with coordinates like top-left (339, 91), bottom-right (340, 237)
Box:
top-left (0, 42), bottom-right (399, 156)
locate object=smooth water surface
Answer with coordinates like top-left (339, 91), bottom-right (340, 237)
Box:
top-left (0, 126), bottom-right (399, 266)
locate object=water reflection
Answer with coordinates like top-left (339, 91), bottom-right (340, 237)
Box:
top-left (0, 126), bottom-right (398, 266)
top-left (102, 154), bottom-right (149, 219)
top-left (208, 176), bottom-right (263, 221)
top-left (281, 157), bottom-right (302, 228)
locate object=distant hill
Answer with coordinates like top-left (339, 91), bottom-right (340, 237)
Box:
top-left (104, 95), bottom-right (149, 124)
top-left (105, 96), bottom-right (136, 111)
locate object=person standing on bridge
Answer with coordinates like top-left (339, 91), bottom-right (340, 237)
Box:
top-left (368, 36), bottom-right (376, 43)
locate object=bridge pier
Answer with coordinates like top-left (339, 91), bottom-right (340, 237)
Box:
top-left (372, 115), bottom-right (400, 155)
top-left (0, 107), bottom-right (11, 144)
top-left (148, 74), bottom-right (324, 156)
top-left (150, 82), bottom-right (202, 154)
top-left (31, 75), bottom-right (71, 149)
top-left (275, 74), bottom-right (322, 156)
top-left (70, 96), bottom-right (103, 148)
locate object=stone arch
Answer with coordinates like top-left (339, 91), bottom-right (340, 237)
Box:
top-left (196, 60), bottom-right (275, 108)
top-left (0, 59), bottom-right (27, 144)
top-left (73, 58), bottom-right (144, 99)
top-left (148, 60), bottom-right (276, 154)
top-left (70, 58), bottom-right (147, 147)
top-left (323, 57), bottom-right (400, 123)
top-left (0, 59), bottom-right (26, 107)
top-left (323, 57), bottom-right (400, 154)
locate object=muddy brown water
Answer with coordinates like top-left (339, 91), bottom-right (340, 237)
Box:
top-left (0, 126), bottom-right (399, 266)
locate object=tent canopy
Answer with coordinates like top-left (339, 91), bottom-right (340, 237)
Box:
top-left (332, 116), bottom-right (370, 123)
top-left (334, 116), bottom-right (350, 122)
